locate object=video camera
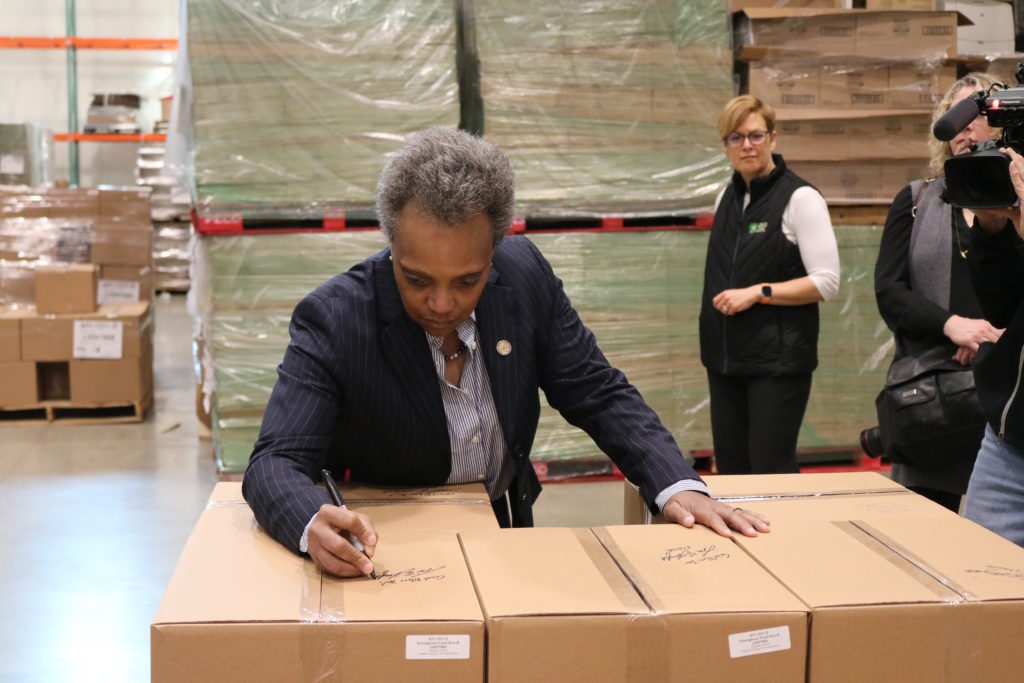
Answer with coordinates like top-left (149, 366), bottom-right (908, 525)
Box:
top-left (934, 63), bottom-right (1024, 209)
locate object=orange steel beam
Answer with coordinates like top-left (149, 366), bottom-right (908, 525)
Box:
top-left (0, 37), bottom-right (177, 50)
top-left (55, 133), bottom-right (167, 143)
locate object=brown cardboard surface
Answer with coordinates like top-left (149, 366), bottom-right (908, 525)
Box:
top-left (350, 502), bottom-right (499, 535)
top-left (0, 361), bottom-right (37, 407)
top-left (154, 491), bottom-right (485, 683)
top-left (819, 63), bottom-right (890, 108)
top-left (866, 0), bottom-right (938, 8)
top-left (460, 527), bottom-right (649, 683)
top-left (889, 63), bottom-right (956, 109)
top-left (733, 491), bottom-right (956, 521)
top-left (342, 482), bottom-right (490, 504)
top-left (90, 220), bottom-right (153, 267)
top-left (98, 186), bottom-right (151, 219)
top-left (776, 110), bottom-right (930, 160)
top-left (20, 302), bottom-right (152, 361)
top-left (703, 471), bottom-right (906, 497)
top-left (748, 62), bottom-right (821, 108)
top-left (789, 159), bottom-right (929, 203)
top-left (855, 12), bottom-right (959, 59)
top-left (461, 527), bottom-right (647, 617)
top-left (0, 307), bottom-right (28, 361)
top-left (736, 9), bottom-right (857, 55)
top-left (70, 355), bottom-right (151, 404)
top-left (594, 525), bottom-right (808, 681)
top-left (34, 264), bottom-right (98, 314)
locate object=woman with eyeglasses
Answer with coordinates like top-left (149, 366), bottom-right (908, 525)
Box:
top-left (699, 95), bottom-right (840, 475)
top-left (873, 73), bottom-right (1002, 512)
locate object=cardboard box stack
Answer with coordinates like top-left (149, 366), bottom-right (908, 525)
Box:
top-left (156, 475), bottom-right (1024, 682)
top-left (137, 146), bottom-right (192, 292)
top-left (735, 7), bottom-right (965, 202)
top-left (0, 186), bottom-right (155, 415)
top-left (943, 0), bottom-right (1016, 57)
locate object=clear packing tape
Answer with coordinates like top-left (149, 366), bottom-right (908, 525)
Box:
top-left (193, 227), bottom-right (893, 473)
top-left (186, 0), bottom-right (459, 216)
top-left (0, 124), bottom-right (54, 187)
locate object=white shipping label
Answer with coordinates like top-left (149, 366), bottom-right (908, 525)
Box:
top-left (97, 279), bottom-right (140, 304)
top-left (728, 626), bottom-right (791, 659)
top-left (405, 635), bottom-right (470, 660)
top-left (0, 154), bottom-right (25, 175)
top-left (73, 320), bottom-right (124, 360)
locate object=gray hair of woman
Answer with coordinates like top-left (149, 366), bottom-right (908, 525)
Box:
top-left (929, 72), bottom-right (1003, 177)
top-left (376, 127), bottom-right (516, 246)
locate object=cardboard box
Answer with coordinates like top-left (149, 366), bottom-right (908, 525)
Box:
top-left (889, 63), bottom-right (957, 108)
top-left (734, 516), bottom-right (1024, 682)
top-left (819, 63), bottom-right (890, 107)
top-left (99, 264), bottom-right (153, 304)
top-left (345, 483), bottom-right (499, 534)
top-left (70, 354), bottom-right (152, 404)
top-left (0, 361), bottom-right (37, 407)
top-left (732, 0), bottom-right (843, 9)
top-left (20, 302), bottom-right (152, 362)
top-left (98, 186), bottom-right (151, 220)
top-left (867, 0), bottom-right (939, 9)
top-left (855, 11), bottom-right (961, 59)
top-left (460, 527), bottom-right (649, 683)
top-left (788, 159), bottom-right (929, 203)
top-left (776, 110), bottom-right (930, 160)
top-left (735, 9), bottom-right (858, 56)
top-left (624, 472), bottom-right (911, 524)
top-left (747, 62), bottom-right (821, 107)
top-left (0, 307), bottom-right (27, 361)
top-left (152, 492), bottom-right (485, 683)
top-left (592, 525), bottom-right (809, 681)
top-left (90, 219), bottom-right (153, 267)
top-left (34, 263), bottom-right (98, 314)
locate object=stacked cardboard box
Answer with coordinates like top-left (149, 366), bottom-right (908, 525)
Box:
top-left (193, 226), bottom-right (892, 473)
top-left (735, 8), bottom-right (965, 202)
top-left (0, 186), bottom-right (155, 308)
top-left (943, 0), bottom-right (1016, 56)
top-left (137, 146), bottom-right (192, 292)
top-left (155, 476), bottom-right (1024, 682)
top-left (0, 186), bottom-right (155, 415)
top-left (187, 0), bottom-right (458, 217)
top-left (472, 0), bottom-right (734, 215)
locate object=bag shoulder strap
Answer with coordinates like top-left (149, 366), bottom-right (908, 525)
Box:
top-left (909, 178), bottom-right (933, 219)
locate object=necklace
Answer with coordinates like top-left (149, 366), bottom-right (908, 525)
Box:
top-left (443, 341), bottom-right (468, 362)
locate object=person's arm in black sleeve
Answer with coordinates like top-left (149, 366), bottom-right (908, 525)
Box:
top-left (242, 294), bottom-right (341, 554)
top-left (874, 184), bottom-right (953, 339)
top-left (968, 220), bottom-right (1024, 328)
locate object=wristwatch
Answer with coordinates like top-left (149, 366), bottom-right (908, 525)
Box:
top-left (760, 284), bottom-right (772, 305)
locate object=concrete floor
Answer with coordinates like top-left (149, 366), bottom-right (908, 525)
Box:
top-left (0, 296), bottom-right (625, 682)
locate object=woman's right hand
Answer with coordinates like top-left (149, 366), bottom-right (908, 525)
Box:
top-left (943, 315), bottom-right (1003, 351)
top-left (953, 346), bottom-right (976, 366)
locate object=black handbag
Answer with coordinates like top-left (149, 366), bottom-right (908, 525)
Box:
top-left (875, 360), bottom-right (987, 470)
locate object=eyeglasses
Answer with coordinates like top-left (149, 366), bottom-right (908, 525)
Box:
top-left (723, 130), bottom-right (770, 148)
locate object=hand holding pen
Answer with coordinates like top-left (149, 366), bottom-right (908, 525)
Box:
top-left (305, 469), bottom-right (379, 579)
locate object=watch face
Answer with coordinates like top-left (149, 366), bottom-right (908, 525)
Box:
top-left (762, 285), bottom-right (772, 298)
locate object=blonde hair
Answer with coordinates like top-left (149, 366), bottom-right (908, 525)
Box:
top-left (718, 95), bottom-right (776, 142)
top-left (929, 72), bottom-right (1003, 176)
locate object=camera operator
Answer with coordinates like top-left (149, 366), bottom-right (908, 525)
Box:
top-left (874, 74), bottom-right (1003, 512)
top-left (961, 147), bottom-right (1024, 546)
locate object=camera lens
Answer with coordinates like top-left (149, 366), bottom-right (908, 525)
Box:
top-left (860, 427), bottom-right (885, 459)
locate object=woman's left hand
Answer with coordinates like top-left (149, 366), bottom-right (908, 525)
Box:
top-left (713, 286), bottom-right (761, 316)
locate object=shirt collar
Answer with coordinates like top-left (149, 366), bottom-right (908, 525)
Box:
top-left (425, 312), bottom-right (478, 353)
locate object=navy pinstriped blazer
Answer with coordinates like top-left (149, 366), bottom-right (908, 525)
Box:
top-left (243, 236), bottom-right (702, 554)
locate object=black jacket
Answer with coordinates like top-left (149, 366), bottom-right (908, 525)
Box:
top-left (969, 223), bottom-right (1024, 450)
top-left (700, 154), bottom-right (819, 376)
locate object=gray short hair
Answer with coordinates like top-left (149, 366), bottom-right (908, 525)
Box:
top-left (376, 127), bottom-right (515, 245)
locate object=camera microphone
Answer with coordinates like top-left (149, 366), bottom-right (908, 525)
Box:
top-left (933, 96), bottom-right (982, 142)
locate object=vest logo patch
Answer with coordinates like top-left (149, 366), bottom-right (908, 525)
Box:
top-left (747, 221), bottom-right (768, 234)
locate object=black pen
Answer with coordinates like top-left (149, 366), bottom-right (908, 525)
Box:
top-left (321, 469), bottom-right (377, 579)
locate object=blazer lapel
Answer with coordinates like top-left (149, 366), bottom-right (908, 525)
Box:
top-left (475, 266), bottom-right (519, 450)
top-left (374, 255), bottom-right (451, 460)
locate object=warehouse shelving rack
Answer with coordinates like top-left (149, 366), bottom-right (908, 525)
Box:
top-left (0, 0), bottom-right (176, 185)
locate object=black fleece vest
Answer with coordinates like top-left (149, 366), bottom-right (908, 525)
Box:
top-left (699, 155), bottom-right (820, 376)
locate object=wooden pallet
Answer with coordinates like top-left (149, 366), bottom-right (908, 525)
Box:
top-left (0, 394), bottom-right (151, 426)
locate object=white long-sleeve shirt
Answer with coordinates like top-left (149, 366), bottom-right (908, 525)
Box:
top-left (714, 186), bottom-right (841, 301)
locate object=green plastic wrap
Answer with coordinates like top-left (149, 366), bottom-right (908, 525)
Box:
top-left (471, 0), bottom-right (734, 215)
top-left (187, 0), bottom-right (459, 215)
top-left (194, 227), bottom-right (892, 473)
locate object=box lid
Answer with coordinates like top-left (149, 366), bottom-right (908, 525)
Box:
top-left (777, 108), bottom-right (929, 121)
top-left (858, 517), bottom-right (1024, 602)
top-left (734, 520), bottom-right (962, 608)
top-left (154, 495), bottom-right (483, 626)
top-left (319, 532), bottom-right (484, 623)
top-left (738, 492), bottom-right (956, 521)
top-left (594, 525), bottom-right (807, 615)
top-left (704, 472), bottom-right (905, 500)
top-left (460, 528), bottom-right (648, 617)
top-left (737, 7), bottom-right (971, 22)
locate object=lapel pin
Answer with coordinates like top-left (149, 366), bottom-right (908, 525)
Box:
top-left (496, 340), bottom-right (512, 356)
